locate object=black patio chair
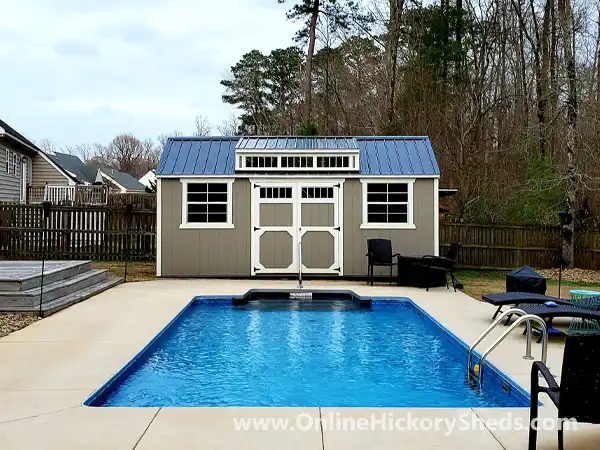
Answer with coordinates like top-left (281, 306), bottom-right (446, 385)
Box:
top-left (366, 238), bottom-right (401, 286)
top-left (416, 241), bottom-right (461, 291)
top-left (529, 333), bottom-right (600, 450)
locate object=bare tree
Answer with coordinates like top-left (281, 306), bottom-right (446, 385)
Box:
top-left (217, 113), bottom-right (241, 136)
top-left (559, 0), bottom-right (578, 267)
top-left (142, 138), bottom-right (161, 172)
top-left (37, 139), bottom-right (58, 154)
top-left (382, 0), bottom-right (404, 131)
top-left (157, 130), bottom-right (184, 149)
top-left (76, 143), bottom-right (97, 163)
top-left (194, 114), bottom-right (212, 136)
top-left (106, 134), bottom-right (146, 176)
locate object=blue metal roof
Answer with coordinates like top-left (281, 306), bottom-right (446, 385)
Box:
top-left (236, 136), bottom-right (359, 150)
top-left (156, 136), bottom-right (439, 176)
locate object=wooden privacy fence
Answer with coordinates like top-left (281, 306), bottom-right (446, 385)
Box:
top-left (0, 203), bottom-right (155, 261)
top-left (440, 222), bottom-right (600, 270)
top-left (3, 204), bottom-right (600, 269)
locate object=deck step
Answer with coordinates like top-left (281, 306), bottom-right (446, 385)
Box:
top-left (0, 261), bottom-right (92, 292)
top-left (41, 277), bottom-right (123, 316)
top-left (0, 269), bottom-right (109, 307)
top-left (0, 277), bottom-right (123, 315)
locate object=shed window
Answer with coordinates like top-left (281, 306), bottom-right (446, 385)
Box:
top-left (281, 156), bottom-right (313, 168)
top-left (302, 187), bottom-right (334, 199)
top-left (245, 156), bottom-right (277, 168)
top-left (316, 156), bottom-right (349, 168)
top-left (260, 187), bottom-right (292, 199)
top-left (181, 179), bottom-right (234, 229)
top-left (361, 179), bottom-right (415, 229)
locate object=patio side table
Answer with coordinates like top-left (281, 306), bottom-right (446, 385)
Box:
top-left (568, 290), bottom-right (600, 334)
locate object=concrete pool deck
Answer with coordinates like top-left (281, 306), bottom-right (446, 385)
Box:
top-left (0, 279), bottom-right (599, 449)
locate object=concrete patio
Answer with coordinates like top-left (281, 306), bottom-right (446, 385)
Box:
top-left (0, 279), bottom-right (599, 449)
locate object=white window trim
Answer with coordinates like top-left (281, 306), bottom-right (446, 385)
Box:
top-left (235, 150), bottom-right (360, 172)
top-left (360, 178), bottom-right (416, 230)
top-left (180, 178), bottom-right (234, 229)
top-left (156, 178), bottom-right (162, 276)
top-left (433, 178), bottom-right (439, 256)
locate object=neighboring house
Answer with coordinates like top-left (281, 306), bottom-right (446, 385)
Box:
top-left (155, 136), bottom-right (441, 278)
top-left (0, 118), bottom-right (146, 204)
top-left (48, 152), bottom-right (146, 194)
top-left (0, 118), bottom-right (76, 203)
top-left (99, 167), bottom-right (147, 193)
top-left (139, 170), bottom-right (156, 190)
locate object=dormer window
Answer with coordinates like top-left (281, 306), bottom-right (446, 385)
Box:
top-left (234, 137), bottom-right (360, 172)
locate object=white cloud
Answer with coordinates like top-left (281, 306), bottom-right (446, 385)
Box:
top-left (0, 0), bottom-right (298, 147)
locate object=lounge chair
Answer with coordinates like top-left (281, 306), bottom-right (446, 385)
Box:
top-left (366, 238), bottom-right (401, 286)
top-left (529, 333), bottom-right (600, 450)
top-left (482, 292), bottom-right (572, 322)
top-left (514, 304), bottom-right (600, 341)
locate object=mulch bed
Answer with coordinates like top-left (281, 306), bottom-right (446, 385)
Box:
top-left (0, 314), bottom-right (39, 339)
top-left (538, 268), bottom-right (600, 285)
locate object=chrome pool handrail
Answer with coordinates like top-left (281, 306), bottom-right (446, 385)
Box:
top-left (467, 308), bottom-right (548, 390)
top-left (298, 237), bottom-right (303, 289)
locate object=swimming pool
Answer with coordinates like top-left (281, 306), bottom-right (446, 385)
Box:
top-left (85, 296), bottom-right (529, 407)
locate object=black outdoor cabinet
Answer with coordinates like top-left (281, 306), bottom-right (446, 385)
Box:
top-left (506, 266), bottom-right (547, 295)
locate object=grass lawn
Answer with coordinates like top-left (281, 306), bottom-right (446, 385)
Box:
top-left (456, 269), bottom-right (600, 301)
top-left (93, 261), bottom-right (157, 282)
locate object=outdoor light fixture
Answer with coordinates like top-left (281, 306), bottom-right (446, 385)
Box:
top-left (557, 210), bottom-right (572, 298)
top-left (39, 201), bottom-right (52, 318)
top-left (124, 203), bottom-right (134, 283)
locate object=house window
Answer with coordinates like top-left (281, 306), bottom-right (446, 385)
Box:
top-left (5, 149), bottom-right (9, 174)
top-left (361, 179), bottom-right (415, 229)
top-left (12, 153), bottom-right (18, 176)
top-left (181, 179), bottom-right (234, 229)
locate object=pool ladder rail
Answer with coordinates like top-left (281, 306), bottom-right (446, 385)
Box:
top-left (467, 308), bottom-right (548, 391)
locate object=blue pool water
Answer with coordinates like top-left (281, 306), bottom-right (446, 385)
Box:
top-left (88, 298), bottom-right (529, 407)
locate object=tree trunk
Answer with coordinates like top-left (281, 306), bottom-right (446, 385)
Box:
top-left (517, 7), bottom-right (529, 121)
top-left (383, 0), bottom-right (404, 130)
top-left (596, 9), bottom-right (600, 114)
top-left (304, 0), bottom-right (320, 121)
top-left (512, 0), bottom-right (548, 155)
top-left (540, 0), bottom-right (553, 155)
top-left (550, 1), bottom-right (558, 157)
top-left (559, 0), bottom-right (578, 268)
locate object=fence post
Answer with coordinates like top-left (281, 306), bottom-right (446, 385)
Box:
top-left (124, 203), bottom-right (133, 282)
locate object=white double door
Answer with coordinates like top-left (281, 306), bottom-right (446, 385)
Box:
top-left (251, 180), bottom-right (343, 276)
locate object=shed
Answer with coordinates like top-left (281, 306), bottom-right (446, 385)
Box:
top-left (155, 136), bottom-right (441, 278)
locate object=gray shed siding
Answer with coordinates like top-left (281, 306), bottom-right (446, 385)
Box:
top-left (343, 178), bottom-right (435, 276)
top-left (160, 178), bottom-right (251, 276)
top-left (0, 143), bottom-right (25, 203)
top-left (31, 155), bottom-right (69, 186)
top-left (160, 177), bottom-right (436, 277)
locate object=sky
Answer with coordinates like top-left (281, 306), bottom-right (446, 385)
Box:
top-left (0, 0), bottom-right (298, 149)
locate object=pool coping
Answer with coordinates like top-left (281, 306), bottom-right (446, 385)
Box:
top-left (83, 291), bottom-right (530, 408)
